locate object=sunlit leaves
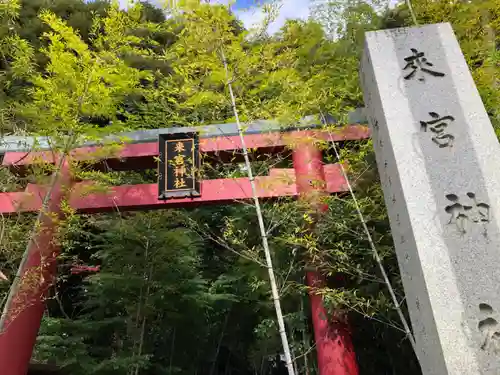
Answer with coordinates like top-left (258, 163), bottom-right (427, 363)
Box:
top-left (19, 4), bottom-right (153, 147)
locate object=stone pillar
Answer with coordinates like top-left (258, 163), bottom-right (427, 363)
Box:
top-left (361, 23), bottom-right (500, 374)
top-left (0, 160), bottom-right (71, 375)
top-left (292, 131), bottom-right (359, 375)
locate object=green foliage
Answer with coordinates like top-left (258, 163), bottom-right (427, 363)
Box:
top-left (0, 0), bottom-right (35, 133)
top-left (130, 2), bottom-right (363, 129)
top-left (35, 210), bottom-right (278, 374)
top-left (20, 5), bottom-right (151, 144)
top-left (16, 0), bottom-right (110, 48)
top-left (1, 0), bottom-right (498, 374)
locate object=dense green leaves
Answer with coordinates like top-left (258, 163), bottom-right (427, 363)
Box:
top-left (0, 0), bottom-right (498, 374)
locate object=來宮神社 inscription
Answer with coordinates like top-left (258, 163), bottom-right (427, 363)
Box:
top-left (158, 132), bottom-right (201, 199)
top-left (362, 23), bottom-right (500, 375)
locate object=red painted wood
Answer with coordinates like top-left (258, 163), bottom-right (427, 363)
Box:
top-left (292, 133), bottom-right (359, 375)
top-left (307, 272), bottom-right (358, 375)
top-left (0, 165), bottom-right (347, 214)
top-left (0, 191), bottom-right (25, 213)
top-left (2, 127), bottom-right (370, 170)
top-left (0, 161), bottom-right (71, 375)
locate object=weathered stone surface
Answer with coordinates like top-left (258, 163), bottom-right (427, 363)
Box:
top-left (361, 22), bottom-right (500, 374)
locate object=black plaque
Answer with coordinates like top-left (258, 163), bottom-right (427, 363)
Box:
top-left (158, 132), bottom-right (201, 199)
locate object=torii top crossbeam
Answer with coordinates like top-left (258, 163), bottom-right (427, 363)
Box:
top-left (0, 110), bottom-right (370, 214)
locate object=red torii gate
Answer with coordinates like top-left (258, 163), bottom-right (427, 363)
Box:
top-left (0, 121), bottom-right (370, 375)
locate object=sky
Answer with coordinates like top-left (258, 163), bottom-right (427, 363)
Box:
top-left (118, 0), bottom-right (402, 35)
top-left (232, 0), bottom-right (314, 35)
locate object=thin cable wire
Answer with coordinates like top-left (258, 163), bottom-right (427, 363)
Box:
top-left (324, 119), bottom-right (417, 353)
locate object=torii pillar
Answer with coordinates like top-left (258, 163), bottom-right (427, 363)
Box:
top-left (292, 131), bottom-right (359, 375)
top-left (0, 160), bottom-right (72, 375)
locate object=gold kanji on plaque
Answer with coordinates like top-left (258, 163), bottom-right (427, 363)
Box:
top-left (174, 178), bottom-right (187, 188)
top-left (173, 154), bottom-right (185, 166)
top-left (175, 165), bottom-right (186, 177)
top-left (175, 141), bottom-right (185, 153)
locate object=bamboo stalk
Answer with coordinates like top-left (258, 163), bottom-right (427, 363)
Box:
top-left (221, 48), bottom-right (296, 375)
